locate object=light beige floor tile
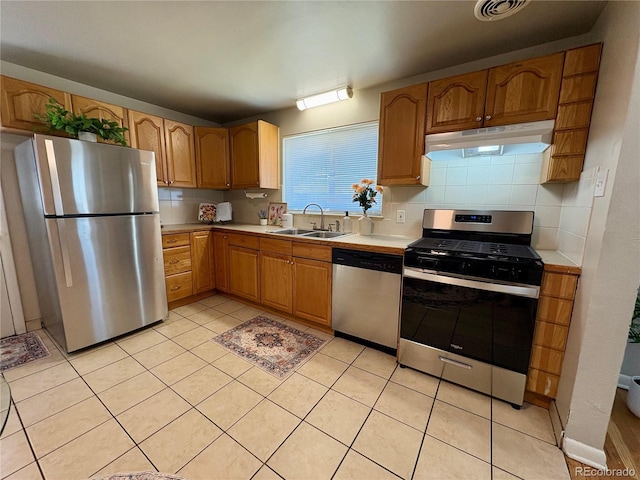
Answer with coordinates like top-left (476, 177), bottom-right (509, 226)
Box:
top-left (332, 366), bottom-right (387, 407)
top-left (8, 362), bottom-right (78, 402)
top-left (172, 302), bottom-right (209, 317)
top-left (15, 378), bottom-right (94, 427)
top-left (1, 407), bottom-right (23, 439)
top-left (202, 315), bottom-right (245, 334)
top-left (426, 400), bottom-right (491, 462)
top-left (38, 419), bottom-right (135, 480)
top-left (390, 366), bottom-right (439, 397)
top-left (374, 381), bottom-right (433, 431)
top-left (2, 334), bottom-right (67, 382)
top-left (98, 371), bottom-right (166, 415)
top-left (352, 410), bottom-right (423, 479)
top-left (2, 461), bottom-right (43, 480)
top-left (150, 351), bottom-right (207, 385)
top-left (198, 295), bottom-right (230, 308)
top-left (197, 380), bottom-right (262, 430)
top-left (187, 308), bottom-right (227, 326)
top-left (228, 399), bottom-right (300, 461)
top-left (82, 356), bottom-right (145, 393)
top-left (334, 449), bottom-right (400, 480)
top-left (353, 347), bottom-right (397, 379)
top-left (171, 326), bottom-right (211, 350)
top-left (237, 366), bottom-right (284, 396)
top-left (213, 299), bottom-right (246, 314)
top-left (140, 409), bottom-right (222, 473)
top-left (116, 389), bottom-right (191, 443)
top-left (92, 447), bottom-right (156, 478)
top-left (305, 327), bottom-right (334, 342)
top-left (26, 396), bottom-right (111, 458)
top-left (320, 337), bottom-right (365, 364)
top-left (229, 305), bottom-right (263, 321)
top-left (171, 365), bottom-right (233, 405)
top-left (306, 390), bottom-right (371, 446)
top-left (154, 318), bottom-right (199, 338)
top-left (189, 341), bottom-right (228, 363)
top-left (116, 329), bottom-right (167, 355)
top-left (132, 340), bottom-right (186, 369)
top-left (297, 352), bottom-right (349, 387)
top-left (492, 399), bottom-right (555, 444)
top-left (178, 433), bottom-right (261, 480)
top-left (0, 429), bottom-right (35, 478)
top-left (251, 465), bottom-right (282, 480)
top-left (492, 423), bottom-right (570, 480)
top-left (68, 343), bottom-right (129, 375)
top-left (492, 467), bottom-right (522, 479)
top-left (414, 435), bottom-right (491, 480)
top-left (436, 380), bottom-right (491, 419)
top-left (268, 373), bottom-right (328, 418)
top-left (164, 310), bottom-right (184, 323)
top-left (212, 352), bottom-right (253, 377)
top-left (268, 423), bottom-right (348, 480)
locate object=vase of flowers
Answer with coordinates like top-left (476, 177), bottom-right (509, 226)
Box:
top-left (352, 178), bottom-right (383, 236)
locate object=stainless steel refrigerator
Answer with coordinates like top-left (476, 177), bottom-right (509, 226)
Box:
top-left (15, 134), bottom-right (168, 352)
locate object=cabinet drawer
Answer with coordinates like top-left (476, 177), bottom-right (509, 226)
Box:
top-left (163, 246), bottom-right (192, 275)
top-left (166, 272), bottom-right (193, 302)
top-left (228, 233), bottom-right (260, 250)
top-left (292, 242), bottom-right (332, 262)
top-left (533, 321), bottom-right (569, 350)
top-left (537, 295), bottom-right (574, 325)
top-left (541, 272), bottom-right (578, 299)
top-left (162, 233), bottom-right (190, 248)
top-left (529, 345), bottom-right (564, 375)
top-left (527, 368), bottom-right (560, 398)
top-left (260, 238), bottom-right (292, 255)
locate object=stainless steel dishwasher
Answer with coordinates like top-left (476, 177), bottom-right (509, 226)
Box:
top-left (332, 248), bottom-right (403, 354)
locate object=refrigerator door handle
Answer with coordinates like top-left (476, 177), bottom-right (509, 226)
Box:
top-left (44, 139), bottom-right (65, 216)
top-left (57, 219), bottom-right (73, 287)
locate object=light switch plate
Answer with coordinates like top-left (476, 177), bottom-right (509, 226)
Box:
top-left (396, 210), bottom-right (406, 223)
top-left (594, 168), bottom-right (608, 197)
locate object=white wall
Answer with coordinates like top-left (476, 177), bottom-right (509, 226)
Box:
top-left (158, 188), bottom-right (224, 225)
top-left (554, 1), bottom-right (640, 467)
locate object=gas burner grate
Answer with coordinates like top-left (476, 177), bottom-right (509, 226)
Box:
top-left (487, 243), bottom-right (509, 254)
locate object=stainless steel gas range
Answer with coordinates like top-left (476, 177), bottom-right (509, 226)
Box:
top-left (399, 209), bottom-right (544, 407)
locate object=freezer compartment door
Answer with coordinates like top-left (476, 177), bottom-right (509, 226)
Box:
top-left (33, 135), bottom-right (158, 216)
top-left (46, 214), bottom-right (167, 351)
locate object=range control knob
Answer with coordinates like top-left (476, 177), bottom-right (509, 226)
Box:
top-left (511, 268), bottom-right (522, 280)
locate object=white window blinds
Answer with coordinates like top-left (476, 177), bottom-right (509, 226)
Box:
top-left (282, 122), bottom-right (380, 215)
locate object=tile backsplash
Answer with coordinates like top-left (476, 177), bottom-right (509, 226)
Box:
top-left (158, 188), bottom-right (224, 225)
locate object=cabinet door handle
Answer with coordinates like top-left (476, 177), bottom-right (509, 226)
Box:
top-left (169, 259), bottom-right (179, 264)
top-left (485, 115), bottom-right (492, 120)
top-left (170, 285), bottom-right (181, 291)
top-left (167, 239), bottom-right (177, 244)
top-left (475, 116), bottom-right (482, 122)
top-left (416, 175), bottom-right (420, 180)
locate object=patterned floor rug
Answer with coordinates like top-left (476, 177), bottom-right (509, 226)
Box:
top-left (212, 316), bottom-right (327, 378)
top-left (0, 332), bottom-right (50, 372)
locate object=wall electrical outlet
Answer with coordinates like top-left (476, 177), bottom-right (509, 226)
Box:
top-left (594, 168), bottom-right (608, 197)
top-left (396, 210), bottom-right (406, 223)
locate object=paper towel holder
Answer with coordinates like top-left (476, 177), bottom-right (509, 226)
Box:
top-left (244, 190), bottom-right (267, 199)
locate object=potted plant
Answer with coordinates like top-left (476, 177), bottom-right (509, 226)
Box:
top-left (625, 289), bottom-right (640, 417)
top-left (35, 98), bottom-right (128, 146)
top-left (352, 178), bottom-right (383, 236)
top-left (257, 209), bottom-right (268, 226)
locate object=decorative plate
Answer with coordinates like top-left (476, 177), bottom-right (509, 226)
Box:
top-left (198, 203), bottom-right (217, 222)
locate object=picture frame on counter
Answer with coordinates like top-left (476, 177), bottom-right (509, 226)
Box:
top-left (268, 202), bottom-right (287, 226)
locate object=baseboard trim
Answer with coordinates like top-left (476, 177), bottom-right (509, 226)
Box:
top-left (618, 374), bottom-right (631, 390)
top-left (562, 437), bottom-right (607, 470)
top-left (549, 400), bottom-right (564, 446)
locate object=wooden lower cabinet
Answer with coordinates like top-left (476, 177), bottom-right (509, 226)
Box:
top-left (166, 272), bottom-right (193, 303)
top-left (191, 231), bottom-right (215, 294)
top-left (213, 232), bottom-right (230, 293)
top-left (228, 245), bottom-right (260, 302)
top-left (292, 257), bottom-right (332, 327)
top-left (260, 251), bottom-right (293, 313)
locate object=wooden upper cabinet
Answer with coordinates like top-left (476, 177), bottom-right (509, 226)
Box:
top-left (128, 110), bottom-right (167, 185)
top-left (1, 76), bottom-right (71, 132)
top-left (485, 52), bottom-right (564, 126)
top-left (229, 120), bottom-right (279, 189)
top-left (70, 95), bottom-right (130, 144)
top-left (164, 119), bottom-right (197, 188)
top-left (377, 83), bottom-right (428, 186)
top-left (426, 71), bottom-right (487, 133)
top-left (190, 231), bottom-right (215, 294)
top-left (194, 127), bottom-right (230, 189)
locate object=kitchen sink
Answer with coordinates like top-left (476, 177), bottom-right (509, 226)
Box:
top-left (271, 228), bottom-right (315, 235)
top-left (271, 228), bottom-right (348, 239)
top-left (301, 231), bottom-right (347, 239)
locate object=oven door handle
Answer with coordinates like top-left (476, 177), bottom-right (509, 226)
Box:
top-left (403, 267), bottom-right (540, 299)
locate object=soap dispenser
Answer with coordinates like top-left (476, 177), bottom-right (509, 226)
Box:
top-left (343, 211), bottom-right (352, 233)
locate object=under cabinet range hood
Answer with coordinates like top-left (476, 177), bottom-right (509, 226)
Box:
top-left (425, 120), bottom-right (554, 160)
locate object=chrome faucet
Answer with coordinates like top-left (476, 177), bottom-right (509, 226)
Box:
top-left (302, 203), bottom-right (325, 230)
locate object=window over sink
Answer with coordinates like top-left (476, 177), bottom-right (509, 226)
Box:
top-left (282, 122), bottom-right (381, 215)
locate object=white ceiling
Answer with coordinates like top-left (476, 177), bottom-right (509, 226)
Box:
top-left (0, 1), bottom-right (607, 124)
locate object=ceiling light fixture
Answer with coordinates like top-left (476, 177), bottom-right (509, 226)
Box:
top-left (296, 86), bottom-right (353, 111)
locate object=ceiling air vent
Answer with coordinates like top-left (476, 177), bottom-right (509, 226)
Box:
top-left (474, 0), bottom-right (530, 21)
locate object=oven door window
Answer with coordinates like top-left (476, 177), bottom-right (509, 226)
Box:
top-left (401, 276), bottom-right (537, 374)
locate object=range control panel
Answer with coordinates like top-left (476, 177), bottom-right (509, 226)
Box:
top-left (455, 214), bottom-right (492, 224)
